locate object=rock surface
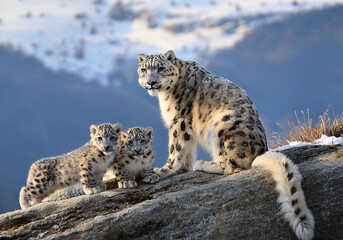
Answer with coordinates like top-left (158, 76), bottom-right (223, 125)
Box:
top-left (1, 144), bottom-right (342, 240)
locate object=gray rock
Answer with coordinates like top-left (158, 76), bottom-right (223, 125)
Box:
top-left (1, 144), bottom-right (342, 240)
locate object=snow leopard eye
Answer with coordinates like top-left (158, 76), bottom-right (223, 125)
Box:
top-left (97, 137), bottom-right (103, 141)
top-left (158, 67), bottom-right (165, 72)
top-left (140, 139), bottom-right (146, 144)
top-left (141, 68), bottom-right (147, 73)
top-left (128, 140), bottom-right (133, 146)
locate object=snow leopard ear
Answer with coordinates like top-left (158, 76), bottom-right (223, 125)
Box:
top-left (90, 124), bottom-right (98, 136)
top-left (121, 131), bottom-right (128, 140)
top-left (164, 50), bottom-right (176, 63)
top-left (112, 123), bottom-right (122, 134)
top-left (120, 131), bottom-right (128, 145)
top-left (145, 127), bottom-right (153, 140)
top-left (137, 54), bottom-right (147, 63)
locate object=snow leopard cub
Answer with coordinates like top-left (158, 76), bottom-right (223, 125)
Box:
top-left (103, 127), bottom-right (160, 188)
top-left (19, 123), bottom-right (121, 209)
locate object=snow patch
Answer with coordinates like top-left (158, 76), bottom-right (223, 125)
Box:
top-left (313, 135), bottom-right (343, 145)
top-left (272, 135), bottom-right (343, 151)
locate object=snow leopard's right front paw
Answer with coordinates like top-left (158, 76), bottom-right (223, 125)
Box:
top-left (118, 179), bottom-right (137, 189)
top-left (83, 183), bottom-right (107, 195)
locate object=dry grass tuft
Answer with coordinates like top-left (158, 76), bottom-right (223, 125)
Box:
top-left (271, 109), bottom-right (343, 148)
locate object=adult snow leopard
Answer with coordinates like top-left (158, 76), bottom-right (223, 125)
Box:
top-left (137, 50), bottom-right (314, 240)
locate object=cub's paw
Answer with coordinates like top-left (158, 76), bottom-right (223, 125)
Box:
top-left (118, 180), bottom-right (137, 189)
top-left (142, 173), bottom-right (160, 183)
top-left (153, 167), bottom-right (177, 178)
top-left (83, 183), bottom-right (107, 195)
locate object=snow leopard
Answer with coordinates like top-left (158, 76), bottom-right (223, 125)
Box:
top-left (103, 126), bottom-right (160, 188)
top-left (19, 123), bottom-right (122, 209)
top-left (136, 50), bottom-right (314, 240)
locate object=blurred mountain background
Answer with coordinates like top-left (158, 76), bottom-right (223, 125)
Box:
top-left (1, 0), bottom-right (342, 213)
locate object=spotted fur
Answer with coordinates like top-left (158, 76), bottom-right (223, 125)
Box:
top-left (19, 123), bottom-right (122, 209)
top-left (253, 152), bottom-right (314, 240)
top-left (103, 127), bottom-right (159, 188)
top-left (137, 50), bottom-right (314, 240)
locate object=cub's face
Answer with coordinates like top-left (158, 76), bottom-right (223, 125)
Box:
top-left (121, 127), bottom-right (153, 156)
top-left (137, 50), bottom-right (179, 96)
top-left (90, 123), bottom-right (122, 155)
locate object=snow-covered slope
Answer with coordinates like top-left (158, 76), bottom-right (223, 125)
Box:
top-left (0, 0), bottom-right (342, 84)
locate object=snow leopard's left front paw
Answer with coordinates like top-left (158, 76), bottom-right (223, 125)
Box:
top-left (142, 173), bottom-right (160, 183)
top-left (83, 183), bottom-right (107, 195)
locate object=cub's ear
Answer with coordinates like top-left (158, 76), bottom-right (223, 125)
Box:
top-left (121, 131), bottom-right (128, 140)
top-left (137, 54), bottom-right (147, 63)
top-left (164, 50), bottom-right (176, 62)
top-left (90, 124), bottom-right (98, 136)
top-left (145, 127), bottom-right (154, 140)
top-left (113, 123), bottom-right (122, 134)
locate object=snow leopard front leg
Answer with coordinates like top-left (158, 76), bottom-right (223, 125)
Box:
top-left (111, 160), bottom-right (138, 189)
top-left (80, 157), bottom-right (107, 195)
top-left (154, 118), bottom-right (196, 178)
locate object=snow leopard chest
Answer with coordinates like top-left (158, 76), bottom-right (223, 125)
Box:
top-left (158, 93), bottom-right (179, 127)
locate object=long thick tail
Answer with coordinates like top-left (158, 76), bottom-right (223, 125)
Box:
top-left (19, 187), bottom-right (31, 209)
top-left (252, 151), bottom-right (314, 240)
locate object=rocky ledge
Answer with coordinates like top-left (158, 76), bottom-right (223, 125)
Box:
top-left (1, 144), bottom-right (342, 240)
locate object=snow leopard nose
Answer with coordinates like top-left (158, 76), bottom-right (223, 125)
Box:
top-left (147, 80), bottom-right (157, 87)
top-left (104, 146), bottom-right (111, 151)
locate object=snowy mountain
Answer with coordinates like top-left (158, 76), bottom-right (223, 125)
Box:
top-left (1, 0), bottom-right (342, 85)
